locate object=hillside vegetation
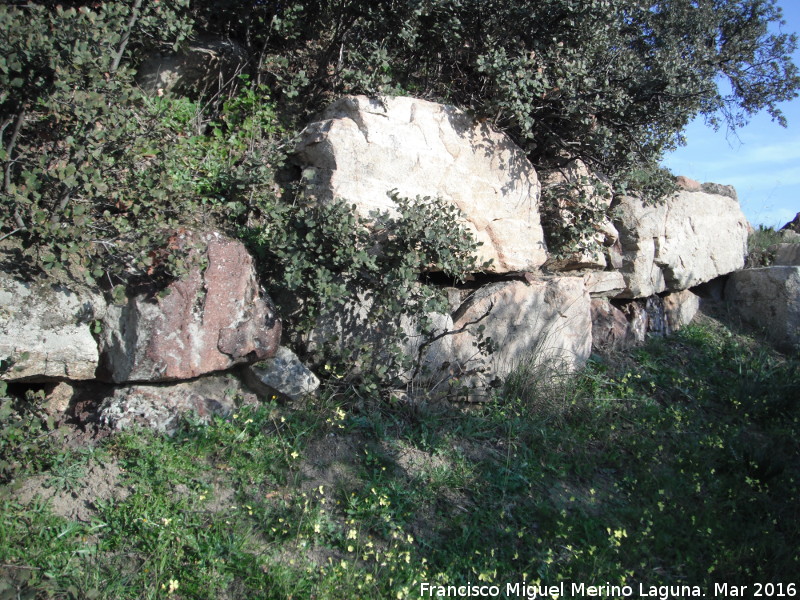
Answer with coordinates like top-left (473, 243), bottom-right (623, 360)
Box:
top-left (2, 2), bottom-right (800, 597)
top-left (2, 0), bottom-right (798, 283)
top-left (1, 312), bottom-right (799, 598)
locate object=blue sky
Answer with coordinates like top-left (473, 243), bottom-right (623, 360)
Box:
top-left (661, 0), bottom-right (800, 228)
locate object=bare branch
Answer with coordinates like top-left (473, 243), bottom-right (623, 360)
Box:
top-left (3, 108), bottom-right (25, 196)
top-left (110, 0), bottom-right (144, 73)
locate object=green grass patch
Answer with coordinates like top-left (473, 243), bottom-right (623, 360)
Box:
top-left (1, 317), bottom-right (798, 598)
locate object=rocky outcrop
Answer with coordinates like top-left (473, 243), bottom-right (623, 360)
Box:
top-left (99, 373), bottom-right (258, 435)
top-left (725, 267), bottom-right (800, 352)
top-left (614, 188), bottom-right (749, 298)
top-left (98, 231), bottom-right (280, 383)
top-left (1, 274), bottom-right (106, 382)
top-left (451, 277), bottom-right (592, 385)
top-left (295, 95), bottom-right (548, 273)
top-left (136, 38), bottom-right (247, 97)
top-left (242, 346), bottom-right (320, 402)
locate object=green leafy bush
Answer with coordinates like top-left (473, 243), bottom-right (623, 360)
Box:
top-left (1, 3), bottom-right (190, 279)
top-left (245, 192), bottom-right (486, 392)
top-left (4, 1), bottom-right (799, 281)
top-left (0, 2), bottom-right (293, 286)
top-left (192, 0), bottom-right (798, 179)
top-left (540, 174), bottom-right (613, 261)
top-left (0, 380), bottom-right (56, 484)
top-left (183, 0), bottom-right (799, 258)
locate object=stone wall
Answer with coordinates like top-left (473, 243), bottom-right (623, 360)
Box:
top-left (3, 94), bottom-right (780, 429)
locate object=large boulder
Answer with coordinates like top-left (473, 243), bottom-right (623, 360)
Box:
top-left (450, 277), bottom-right (592, 388)
top-left (614, 185), bottom-right (748, 298)
top-left (295, 95), bottom-right (548, 273)
top-left (1, 274), bottom-right (106, 382)
top-left (725, 267), bottom-right (800, 352)
top-left (98, 231), bottom-right (280, 383)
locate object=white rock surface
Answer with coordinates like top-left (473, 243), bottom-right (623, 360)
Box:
top-left (451, 277), bottom-right (592, 386)
top-left (614, 188), bottom-right (748, 298)
top-left (0, 274), bottom-right (106, 381)
top-left (725, 266), bottom-right (800, 352)
top-left (295, 95), bottom-right (548, 273)
top-left (243, 346), bottom-right (320, 401)
top-left (583, 271), bottom-right (627, 297)
top-left (99, 373), bottom-right (258, 435)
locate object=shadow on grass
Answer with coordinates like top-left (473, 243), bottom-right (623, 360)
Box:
top-left (2, 317), bottom-right (799, 598)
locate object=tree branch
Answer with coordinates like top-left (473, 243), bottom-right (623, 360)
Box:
top-left (3, 108), bottom-right (25, 196)
top-left (110, 0), bottom-right (144, 74)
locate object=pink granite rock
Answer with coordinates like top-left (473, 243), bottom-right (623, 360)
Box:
top-left (99, 231), bottom-right (280, 383)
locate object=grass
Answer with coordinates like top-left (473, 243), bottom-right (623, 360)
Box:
top-left (1, 314), bottom-right (799, 599)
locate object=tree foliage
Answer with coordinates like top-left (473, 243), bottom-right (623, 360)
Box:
top-left (0, 2), bottom-right (285, 282)
top-left (1, 0), bottom-right (798, 276)
top-left (189, 0), bottom-right (799, 186)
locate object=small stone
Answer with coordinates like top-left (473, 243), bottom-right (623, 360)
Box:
top-left (243, 346), bottom-right (320, 402)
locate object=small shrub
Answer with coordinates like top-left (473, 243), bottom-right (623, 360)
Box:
top-left (540, 175), bottom-right (612, 262)
top-left (745, 225), bottom-right (784, 267)
top-left (0, 379), bottom-right (56, 484)
top-left (245, 192), bottom-right (487, 393)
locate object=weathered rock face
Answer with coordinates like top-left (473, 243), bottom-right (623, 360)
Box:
top-left (0, 274), bottom-right (107, 381)
top-left (451, 277), bottom-right (592, 384)
top-left (136, 39), bottom-right (247, 97)
top-left (99, 373), bottom-right (258, 435)
top-left (540, 159), bottom-right (618, 271)
top-left (304, 292), bottom-right (455, 385)
top-left (662, 290), bottom-right (700, 332)
top-left (725, 266), bottom-right (800, 352)
top-left (773, 243), bottom-right (800, 266)
top-left (242, 346), bottom-right (320, 402)
top-left (99, 232), bottom-right (280, 383)
top-left (295, 95), bottom-right (547, 273)
top-left (591, 298), bottom-right (633, 352)
top-left (614, 188), bottom-right (749, 298)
